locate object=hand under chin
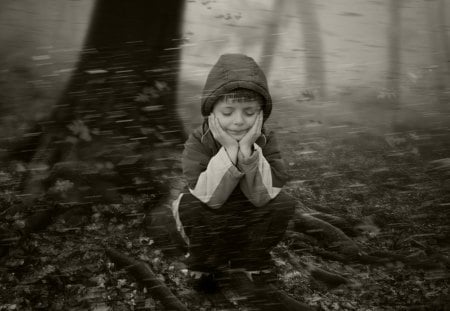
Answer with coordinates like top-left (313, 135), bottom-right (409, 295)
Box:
top-left (231, 134), bottom-right (245, 141)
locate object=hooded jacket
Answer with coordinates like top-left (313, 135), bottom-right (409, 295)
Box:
top-left (172, 54), bottom-right (288, 230)
top-left (201, 54), bottom-right (272, 122)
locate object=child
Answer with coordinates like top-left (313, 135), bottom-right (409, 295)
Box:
top-left (171, 53), bottom-right (295, 279)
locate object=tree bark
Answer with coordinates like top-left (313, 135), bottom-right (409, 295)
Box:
top-left (11, 0), bottom-right (186, 205)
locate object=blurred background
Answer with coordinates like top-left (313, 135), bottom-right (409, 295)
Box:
top-left (179, 0), bottom-right (450, 133)
top-left (1, 0), bottom-right (449, 139)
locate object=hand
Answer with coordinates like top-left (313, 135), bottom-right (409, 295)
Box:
top-left (208, 114), bottom-right (239, 149)
top-left (239, 111), bottom-right (263, 158)
top-left (209, 114), bottom-right (239, 164)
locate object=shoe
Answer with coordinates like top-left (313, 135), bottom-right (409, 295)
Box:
top-left (246, 269), bottom-right (279, 285)
top-left (183, 251), bottom-right (230, 273)
top-left (229, 251), bottom-right (274, 272)
top-left (186, 270), bottom-right (220, 294)
top-left (217, 269), bottom-right (283, 311)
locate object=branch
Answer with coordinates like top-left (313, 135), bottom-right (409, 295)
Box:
top-left (308, 211), bottom-right (359, 237)
top-left (105, 248), bottom-right (188, 311)
top-left (291, 211), bottom-right (360, 258)
top-left (309, 265), bottom-right (350, 288)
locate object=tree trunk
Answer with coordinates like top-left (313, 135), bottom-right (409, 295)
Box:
top-left (438, 0), bottom-right (450, 92)
top-left (296, 0), bottom-right (326, 98)
top-left (259, 0), bottom-right (286, 77)
top-left (291, 211), bottom-right (360, 257)
top-left (427, 0), bottom-right (450, 111)
top-left (13, 0), bottom-right (186, 205)
top-left (387, 0), bottom-right (401, 117)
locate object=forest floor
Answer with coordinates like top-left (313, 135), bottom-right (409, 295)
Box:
top-left (0, 123), bottom-right (449, 311)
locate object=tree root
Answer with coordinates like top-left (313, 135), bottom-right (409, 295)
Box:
top-left (289, 210), bottom-right (449, 270)
top-left (282, 251), bottom-right (352, 290)
top-left (105, 248), bottom-right (188, 311)
top-left (223, 269), bottom-right (317, 311)
top-left (369, 250), bottom-right (448, 270)
top-left (291, 211), bottom-right (360, 258)
top-left (289, 211), bottom-right (395, 265)
top-left (308, 265), bottom-right (351, 288)
top-left (307, 211), bottom-right (359, 237)
top-left (309, 248), bottom-right (349, 263)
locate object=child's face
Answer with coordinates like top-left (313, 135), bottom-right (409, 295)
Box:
top-left (212, 97), bottom-right (262, 141)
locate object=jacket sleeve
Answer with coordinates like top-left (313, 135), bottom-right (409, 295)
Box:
top-left (182, 132), bottom-right (243, 209)
top-left (237, 132), bottom-right (288, 207)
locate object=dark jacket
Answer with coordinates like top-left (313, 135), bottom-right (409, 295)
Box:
top-left (180, 53), bottom-right (288, 209)
top-left (181, 123), bottom-right (288, 208)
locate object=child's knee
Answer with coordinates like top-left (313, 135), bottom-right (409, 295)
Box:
top-left (177, 192), bottom-right (223, 232)
top-left (267, 191), bottom-right (296, 218)
top-left (177, 192), bottom-right (204, 226)
top-left (179, 192), bottom-right (202, 207)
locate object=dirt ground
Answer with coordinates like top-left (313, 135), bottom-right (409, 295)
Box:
top-left (1, 116), bottom-right (449, 310)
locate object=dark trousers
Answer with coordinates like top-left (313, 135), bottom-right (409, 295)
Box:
top-left (178, 190), bottom-right (295, 271)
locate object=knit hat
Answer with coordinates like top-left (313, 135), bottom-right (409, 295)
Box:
top-left (201, 54), bottom-right (272, 121)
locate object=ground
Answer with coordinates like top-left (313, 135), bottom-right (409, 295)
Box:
top-left (0, 120), bottom-right (449, 311)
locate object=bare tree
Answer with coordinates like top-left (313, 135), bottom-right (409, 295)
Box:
top-left (259, 0), bottom-right (287, 77)
top-left (427, 0), bottom-right (450, 109)
top-left (296, 0), bottom-right (327, 98)
top-left (438, 0), bottom-right (450, 88)
top-left (9, 0), bottom-right (186, 205)
top-left (0, 2), bottom-right (189, 298)
top-left (387, 0), bottom-right (401, 106)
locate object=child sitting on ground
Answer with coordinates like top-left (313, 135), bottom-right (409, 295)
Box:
top-left (171, 53), bottom-right (295, 286)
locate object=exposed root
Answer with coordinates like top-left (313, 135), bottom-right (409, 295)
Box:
top-left (105, 248), bottom-right (188, 311)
